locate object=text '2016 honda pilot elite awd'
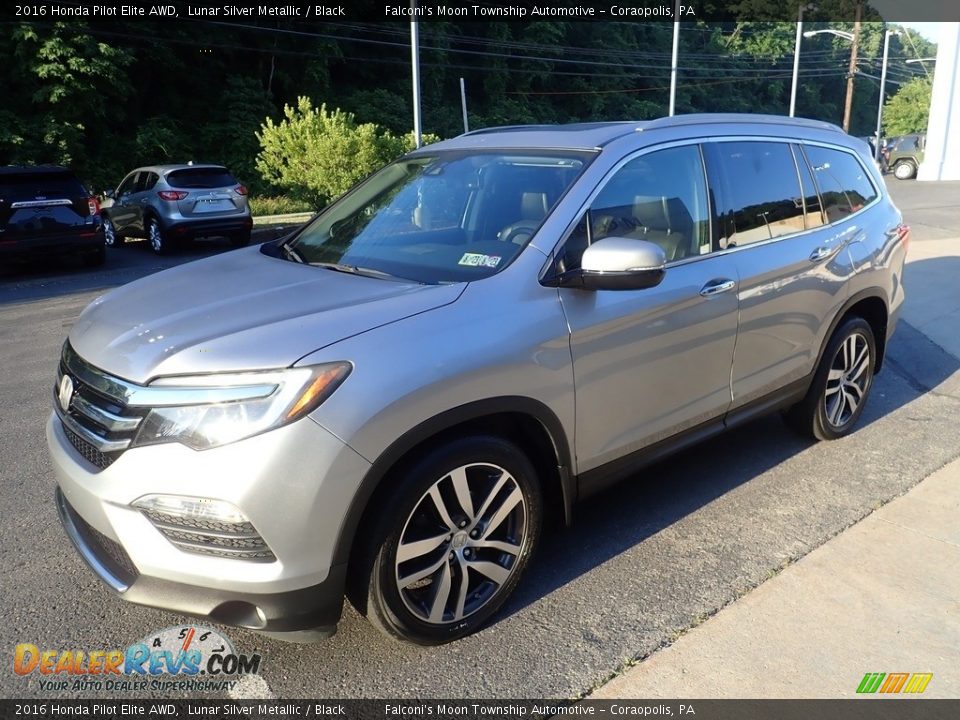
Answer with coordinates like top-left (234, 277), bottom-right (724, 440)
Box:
top-left (48, 115), bottom-right (908, 645)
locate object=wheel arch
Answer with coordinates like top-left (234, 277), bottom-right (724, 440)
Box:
top-left (333, 397), bottom-right (574, 570)
top-left (817, 289), bottom-right (890, 373)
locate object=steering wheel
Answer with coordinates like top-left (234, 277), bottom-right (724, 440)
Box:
top-left (497, 221), bottom-right (540, 245)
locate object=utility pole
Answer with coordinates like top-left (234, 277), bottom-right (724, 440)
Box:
top-left (459, 78), bottom-right (469, 133)
top-left (410, 3), bottom-right (422, 148)
top-left (842, 0), bottom-right (862, 133)
top-left (668, 0), bottom-right (680, 116)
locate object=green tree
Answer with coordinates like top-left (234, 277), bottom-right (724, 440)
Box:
top-left (883, 78), bottom-right (932, 136)
top-left (255, 98), bottom-right (436, 207)
top-left (7, 22), bottom-right (133, 187)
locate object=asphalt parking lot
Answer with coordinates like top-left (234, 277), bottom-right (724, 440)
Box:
top-left (1, 181), bottom-right (958, 699)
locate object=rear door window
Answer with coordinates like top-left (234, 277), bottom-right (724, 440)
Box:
top-left (802, 145), bottom-right (878, 223)
top-left (167, 167), bottom-right (237, 189)
top-left (133, 172), bottom-right (150, 193)
top-left (709, 141), bottom-right (806, 248)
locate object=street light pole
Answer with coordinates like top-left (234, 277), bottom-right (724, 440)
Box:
top-left (790, 4), bottom-right (815, 117)
top-left (410, 12), bottom-right (422, 148)
top-left (874, 29), bottom-right (900, 162)
top-left (842, 0), bottom-right (863, 133)
top-left (804, 28), bottom-right (855, 127)
top-left (668, 0), bottom-right (680, 116)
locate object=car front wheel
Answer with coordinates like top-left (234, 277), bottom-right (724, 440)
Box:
top-left (784, 316), bottom-right (876, 440)
top-left (350, 436), bottom-right (542, 645)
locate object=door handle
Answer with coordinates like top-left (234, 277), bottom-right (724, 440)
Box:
top-left (699, 278), bottom-right (736, 297)
top-left (809, 246), bottom-right (835, 262)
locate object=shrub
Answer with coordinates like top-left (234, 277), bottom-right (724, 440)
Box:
top-left (248, 195), bottom-right (315, 217)
top-left (255, 98), bottom-right (438, 207)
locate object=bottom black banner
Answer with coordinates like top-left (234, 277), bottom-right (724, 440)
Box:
top-left (1, 699), bottom-right (958, 720)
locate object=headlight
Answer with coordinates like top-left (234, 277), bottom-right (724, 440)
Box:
top-left (131, 363), bottom-right (351, 451)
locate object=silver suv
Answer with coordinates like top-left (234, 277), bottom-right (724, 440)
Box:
top-left (48, 115), bottom-right (908, 645)
top-left (101, 164), bottom-right (252, 254)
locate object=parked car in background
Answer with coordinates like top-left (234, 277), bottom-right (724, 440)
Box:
top-left (0, 166), bottom-right (104, 267)
top-left (101, 164), bottom-right (252, 254)
top-left (883, 134), bottom-right (925, 180)
top-left (49, 115), bottom-right (908, 646)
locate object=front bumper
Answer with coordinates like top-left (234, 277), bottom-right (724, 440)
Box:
top-left (47, 410), bottom-right (371, 634)
top-left (56, 488), bottom-right (346, 634)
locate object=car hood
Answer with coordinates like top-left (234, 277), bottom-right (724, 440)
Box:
top-left (69, 246), bottom-right (465, 384)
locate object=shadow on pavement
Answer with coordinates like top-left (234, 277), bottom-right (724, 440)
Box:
top-left (494, 315), bottom-right (959, 624)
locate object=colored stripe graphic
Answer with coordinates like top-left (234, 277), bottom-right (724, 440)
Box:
top-left (880, 673), bottom-right (909, 693)
top-left (857, 673), bottom-right (885, 693)
top-left (857, 672), bottom-right (933, 694)
top-left (903, 673), bottom-right (933, 694)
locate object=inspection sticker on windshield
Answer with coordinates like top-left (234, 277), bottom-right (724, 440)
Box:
top-left (458, 253), bottom-right (501, 268)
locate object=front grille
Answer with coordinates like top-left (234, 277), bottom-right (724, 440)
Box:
top-left (63, 424), bottom-right (116, 470)
top-left (143, 508), bottom-right (276, 563)
top-left (54, 343), bottom-right (146, 472)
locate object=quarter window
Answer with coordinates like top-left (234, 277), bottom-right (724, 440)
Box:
top-left (803, 145), bottom-right (878, 223)
top-left (713, 141), bottom-right (806, 247)
top-left (557, 145), bottom-right (710, 272)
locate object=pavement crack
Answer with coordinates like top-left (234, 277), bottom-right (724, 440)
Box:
top-left (875, 517), bottom-right (960, 550)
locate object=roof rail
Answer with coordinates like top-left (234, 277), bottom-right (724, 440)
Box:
top-left (460, 121), bottom-right (637, 138)
top-left (643, 113), bottom-right (843, 134)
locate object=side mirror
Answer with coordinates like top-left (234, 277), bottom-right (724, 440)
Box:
top-left (104, 189), bottom-right (116, 200)
top-left (553, 237), bottom-right (667, 291)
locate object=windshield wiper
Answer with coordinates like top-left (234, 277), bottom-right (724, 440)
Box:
top-left (277, 242), bottom-right (304, 263)
top-left (310, 262), bottom-right (401, 281)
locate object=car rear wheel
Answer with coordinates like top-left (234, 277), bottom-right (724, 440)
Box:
top-left (147, 218), bottom-right (170, 255)
top-left (893, 160), bottom-right (917, 180)
top-left (349, 436), bottom-right (542, 645)
top-left (784, 316), bottom-right (876, 441)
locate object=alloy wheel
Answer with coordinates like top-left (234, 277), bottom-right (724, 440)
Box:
top-left (149, 221), bottom-right (163, 253)
top-left (394, 463), bottom-right (528, 625)
top-left (103, 218), bottom-right (116, 247)
top-left (824, 331), bottom-right (871, 429)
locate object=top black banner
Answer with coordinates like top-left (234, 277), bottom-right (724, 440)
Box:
top-left (4, 0), bottom-right (960, 23)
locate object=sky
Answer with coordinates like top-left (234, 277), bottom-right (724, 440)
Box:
top-left (899, 22), bottom-right (941, 43)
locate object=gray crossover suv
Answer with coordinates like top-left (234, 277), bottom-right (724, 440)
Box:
top-left (48, 115), bottom-right (908, 645)
top-left (101, 164), bottom-right (252, 254)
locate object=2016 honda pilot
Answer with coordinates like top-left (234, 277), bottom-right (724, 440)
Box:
top-left (47, 115), bottom-right (908, 645)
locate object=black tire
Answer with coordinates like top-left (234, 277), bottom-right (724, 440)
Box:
top-left (81, 246), bottom-right (106, 267)
top-left (893, 160), bottom-right (917, 180)
top-left (348, 435), bottom-right (542, 645)
top-left (784, 316), bottom-right (877, 441)
top-left (146, 218), bottom-right (172, 255)
top-left (102, 216), bottom-right (121, 247)
top-left (229, 231), bottom-right (252, 248)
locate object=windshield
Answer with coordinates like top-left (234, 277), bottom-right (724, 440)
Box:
top-left (284, 151), bottom-right (589, 283)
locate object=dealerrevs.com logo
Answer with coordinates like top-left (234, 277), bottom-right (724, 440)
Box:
top-left (14, 626), bottom-right (262, 693)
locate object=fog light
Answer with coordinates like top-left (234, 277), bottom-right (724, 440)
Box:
top-left (132, 494), bottom-right (248, 524)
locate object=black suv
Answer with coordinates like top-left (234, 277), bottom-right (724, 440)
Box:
top-left (0, 166), bottom-right (105, 266)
